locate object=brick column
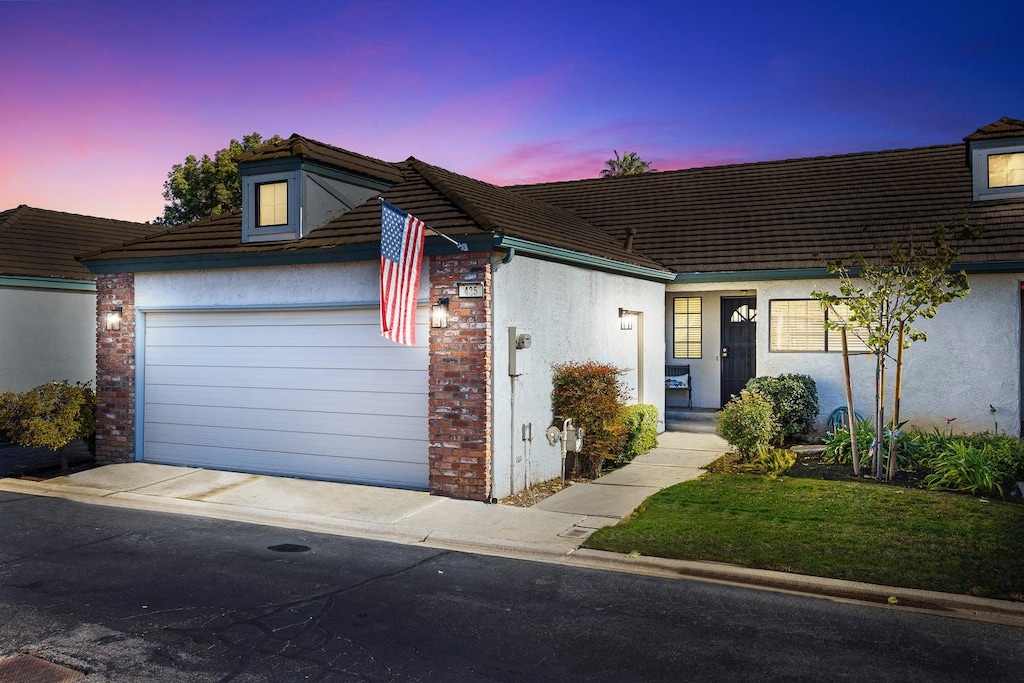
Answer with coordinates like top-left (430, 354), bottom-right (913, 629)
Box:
top-left (94, 273), bottom-right (136, 465)
top-left (428, 253), bottom-right (492, 500)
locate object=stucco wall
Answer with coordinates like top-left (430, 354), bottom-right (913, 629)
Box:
top-left (491, 255), bottom-right (666, 499)
top-left (0, 286), bottom-right (96, 392)
top-left (668, 273), bottom-right (1021, 435)
top-left (135, 262), bottom-right (427, 309)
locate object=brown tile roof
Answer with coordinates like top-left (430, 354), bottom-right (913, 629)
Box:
top-left (513, 143), bottom-right (1024, 273)
top-left (234, 134), bottom-right (404, 184)
top-left (0, 206), bottom-right (158, 280)
top-left (80, 156), bottom-right (668, 272)
top-left (963, 117), bottom-right (1024, 142)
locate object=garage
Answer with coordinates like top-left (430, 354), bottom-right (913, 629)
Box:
top-left (141, 307), bottom-right (429, 489)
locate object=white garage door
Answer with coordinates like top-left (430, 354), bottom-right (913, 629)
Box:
top-left (142, 308), bottom-right (429, 489)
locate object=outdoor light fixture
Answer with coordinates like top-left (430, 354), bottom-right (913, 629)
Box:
top-left (619, 308), bottom-right (635, 331)
top-left (105, 306), bottom-right (123, 332)
top-left (431, 297), bottom-right (450, 329)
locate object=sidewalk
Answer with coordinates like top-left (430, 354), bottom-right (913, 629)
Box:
top-left (2, 421), bottom-right (1022, 628)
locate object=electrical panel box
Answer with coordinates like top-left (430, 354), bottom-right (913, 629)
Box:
top-left (508, 326), bottom-right (531, 376)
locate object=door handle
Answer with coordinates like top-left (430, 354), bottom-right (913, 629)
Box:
top-left (721, 347), bottom-right (729, 358)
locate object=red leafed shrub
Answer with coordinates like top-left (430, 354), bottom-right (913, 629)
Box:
top-left (551, 361), bottom-right (629, 479)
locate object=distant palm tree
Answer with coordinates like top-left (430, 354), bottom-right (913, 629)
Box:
top-left (601, 150), bottom-right (657, 177)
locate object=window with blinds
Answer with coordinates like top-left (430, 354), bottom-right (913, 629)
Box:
top-left (673, 296), bottom-right (702, 358)
top-left (769, 300), bottom-right (870, 352)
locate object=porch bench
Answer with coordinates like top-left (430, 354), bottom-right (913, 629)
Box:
top-left (665, 364), bottom-right (692, 409)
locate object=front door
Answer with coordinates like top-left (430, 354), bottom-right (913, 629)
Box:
top-left (720, 296), bottom-right (757, 407)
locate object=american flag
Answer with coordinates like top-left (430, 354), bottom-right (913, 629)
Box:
top-left (380, 201), bottom-right (426, 345)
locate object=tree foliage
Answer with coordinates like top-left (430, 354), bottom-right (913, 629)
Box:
top-left (0, 381), bottom-right (97, 472)
top-left (157, 132), bottom-right (283, 225)
top-left (811, 220), bottom-right (978, 479)
top-left (600, 150), bottom-right (657, 177)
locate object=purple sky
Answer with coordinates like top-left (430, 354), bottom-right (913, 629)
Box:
top-left (2, 0), bottom-right (1021, 223)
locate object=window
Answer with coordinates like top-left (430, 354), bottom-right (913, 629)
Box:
top-left (988, 152), bottom-right (1024, 189)
top-left (673, 296), bottom-right (702, 358)
top-left (257, 181), bottom-right (289, 227)
top-left (971, 142), bottom-right (1024, 201)
top-left (770, 299), bottom-right (870, 352)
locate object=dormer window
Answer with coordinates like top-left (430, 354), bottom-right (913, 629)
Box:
top-left (257, 181), bottom-right (289, 227)
top-left (965, 117), bottom-right (1024, 202)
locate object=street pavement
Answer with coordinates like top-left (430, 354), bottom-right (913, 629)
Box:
top-left (1, 418), bottom-right (1022, 629)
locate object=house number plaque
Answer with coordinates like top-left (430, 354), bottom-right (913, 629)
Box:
top-left (458, 282), bottom-right (484, 298)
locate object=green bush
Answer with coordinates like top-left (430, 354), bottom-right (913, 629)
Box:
top-left (717, 389), bottom-right (780, 460)
top-left (745, 374), bottom-right (819, 444)
top-left (617, 404), bottom-right (659, 464)
top-left (0, 380), bottom-right (97, 471)
top-left (738, 444), bottom-right (797, 478)
top-left (824, 419), bottom-right (924, 476)
top-left (922, 442), bottom-right (1012, 497)
top-left (551, 361), bottom-right (629, 479)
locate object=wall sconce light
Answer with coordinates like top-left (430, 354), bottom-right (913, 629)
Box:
top-left (431, 297), bottom-right (450, 329)
top-left (619, 308), bottom-right (635, 331)
top-left (105, 306), bottom-right (123, 332)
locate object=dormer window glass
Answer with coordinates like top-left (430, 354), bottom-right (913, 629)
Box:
top-left (257, 181), bottom-right (289, 227)
top-left (988, 152), bottom-right (1024, 189)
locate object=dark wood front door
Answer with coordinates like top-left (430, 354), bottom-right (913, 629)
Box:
top-left (720, 296), bottom-right (757, 407)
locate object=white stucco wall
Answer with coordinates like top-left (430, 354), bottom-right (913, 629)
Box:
top-left (668, 273), bottom-right (1021, 435)
top-left (0, 286), bottom-right (97, 392)
top-left (135, 262), bottom-right (424, 309)
top-left (491, 255), bottom-right (666, 499)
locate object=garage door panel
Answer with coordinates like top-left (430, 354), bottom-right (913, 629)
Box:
top-left (146, 384), bottom-right (428, 416)
top-left (146, 344), bottom-right (428, 370)
top-left (142, 308), bottom-right (430, 489)
top-left (144, 442), bottom-right (428, 489)
top-left (146, 365), bottom-right (424, 394)
top-left (146, 403), bottom-right (427, 440)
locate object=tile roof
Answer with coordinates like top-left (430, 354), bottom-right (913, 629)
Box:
top-left (79, 153), bottom-right (667, 272)
top-left (963, 117), bottom-right (1024, 142)
top-left (0, 206), bottom-right (158, 280)
top-left (513, 143), bottom-right (1024, 273)
top-left (80, 122), bottom-right (1024, 277)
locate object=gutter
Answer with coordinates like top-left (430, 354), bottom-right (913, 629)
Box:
top-left (672, 261), bottom-right (1024, 284)
top-left (494, 235), bottom-right (674, 282)
top-left (0, 275), bottom-right (96, 291)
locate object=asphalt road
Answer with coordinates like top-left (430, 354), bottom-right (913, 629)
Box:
top-left (0, 491), bottom-right (1021, 682)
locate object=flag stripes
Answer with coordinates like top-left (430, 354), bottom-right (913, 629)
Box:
top-left (380, 201), bottom-right (426, 346)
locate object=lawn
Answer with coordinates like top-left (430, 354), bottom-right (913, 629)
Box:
top-left (584, 473), bottom-right (1024, 601)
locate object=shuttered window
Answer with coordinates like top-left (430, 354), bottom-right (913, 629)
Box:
top-left (770, 300), bottom-right (870, 352)
top-left (673, 297), bottom-right (702, 358)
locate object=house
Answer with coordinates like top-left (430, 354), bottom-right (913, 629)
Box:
top-left (79, 118), bottom-right (1024, 500)
top-left (0, 206), bottom-right (158, 393)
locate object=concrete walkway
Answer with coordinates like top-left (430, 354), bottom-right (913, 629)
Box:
top-left (2, 423), bottom-right (1022, 627)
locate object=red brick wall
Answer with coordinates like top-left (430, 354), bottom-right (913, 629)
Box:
top-left (94, 273), bottom-right (136, 465)
top-left (428, 253), bottom-right (492, 500)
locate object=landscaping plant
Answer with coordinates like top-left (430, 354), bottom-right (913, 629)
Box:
top-left (717, 389), bottom-right (780, 460)
top-left (0, 380), bottom-right (97, 472)
top-left (551, 361), bottom-right (629, 479)
top-left (617, 404), bottom-right (659, 464)
top-left (745, 374), bottom-right (818, 444)
top-left (741, 444), bottom-right (797, 478)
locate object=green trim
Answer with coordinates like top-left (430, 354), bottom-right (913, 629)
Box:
top-left (82, 233), bottom-right (495, 274)
top-left (671, 261), bottom-right (1024, 284)
top-left (494, 236), bottom-right (674, 281)
top-left (0, 275), bottom-right (96, 291)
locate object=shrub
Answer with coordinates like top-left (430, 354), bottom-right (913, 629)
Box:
top-left (922, 441), bottom-right (1013, 497)
top-left (824, 419), bottom-right (924, 476)
top-left (717, 389), bottom-right (780, 460)
top-left (0, 380), bottom-right (97, 471)
top-left (617, 404), bottom-right (659, 464)
top-left (551, 361), bottom-right (629, 479)
top-left (745, 374), bottom-right (819, 444)
top-left (738, 444), bottom-right (797, 478)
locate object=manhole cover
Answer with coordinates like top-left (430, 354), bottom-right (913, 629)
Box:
top-left (267, 543), bottom-right (310, 553)
top-left (0, 653), bottom-right (85, 682)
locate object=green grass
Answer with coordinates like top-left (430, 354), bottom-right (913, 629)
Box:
top-left (584, 474), bottom-right (1024, 601)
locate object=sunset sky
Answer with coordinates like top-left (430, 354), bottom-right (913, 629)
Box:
top-left (2, 0), bottom-right (1021, 223)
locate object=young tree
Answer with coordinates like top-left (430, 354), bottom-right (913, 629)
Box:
top-left (811, 220), bottom-right (977, 479)
top-left (157, 132), bottom-right (283, 225)
top-left (600, 150), bottom-right (657, 177)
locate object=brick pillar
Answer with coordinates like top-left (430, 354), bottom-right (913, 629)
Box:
top-left (94, 273), bottom-right (136, 465)
top-left (428, 253), bottom-right (492, 500)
